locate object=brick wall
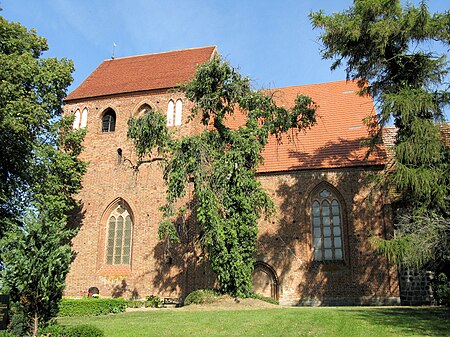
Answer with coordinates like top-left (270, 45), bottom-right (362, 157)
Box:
top-left (63, 90), bottom-right (400, 305)
top-left (257, 169), bottom-right (399, 305)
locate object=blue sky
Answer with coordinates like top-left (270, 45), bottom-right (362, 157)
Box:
top-left (2, 0), bottom-right (449, 120)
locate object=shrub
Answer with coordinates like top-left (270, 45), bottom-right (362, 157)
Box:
top-left (65, 324), bottom-right (104, 337)
top-left (183, 289), bottom-right (220, 306)
top-left (126, 295), bottom-right (162, 308)
top-left (58, 298), bottom-right (127, 317)
top-left (40, 324), bottom-right (104, 337)
top-left (39, 323), bottom-right (67, 336)
top-left (6, 303), bottom-right (28, 337)
top-left (126, 300), bottom-right (146, 308)
top-left (146, 295), bottom-right (163, 308)
top-left (434, 273), bottom-right (450, 306)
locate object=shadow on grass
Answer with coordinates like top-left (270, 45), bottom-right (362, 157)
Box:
top-left (344, 307), bottom-right (450, 337)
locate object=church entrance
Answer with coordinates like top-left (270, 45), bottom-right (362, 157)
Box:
top-left (252, 262), bottom-right (279, 300)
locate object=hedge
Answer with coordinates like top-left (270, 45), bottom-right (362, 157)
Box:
top-left (58, 298), bottom-right (127, 317)
top-left (40, 324), bottom-right (104, 337)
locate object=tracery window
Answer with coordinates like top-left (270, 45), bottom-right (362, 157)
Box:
top-left (102, 108), bottom-right (116, 132)
top-left (311, 186), bottom-right (344, 261)
top-left (106, 204), bottom-right (133, 265)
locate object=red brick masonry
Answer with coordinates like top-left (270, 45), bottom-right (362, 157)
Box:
top-left (63, 47), bottom-right (400, 305)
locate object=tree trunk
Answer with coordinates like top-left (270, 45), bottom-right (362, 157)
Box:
top-left (33, 311), bottom-right (38, 337)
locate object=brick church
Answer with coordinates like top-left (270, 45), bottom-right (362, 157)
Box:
top-left (63, 46), bottom-right (401, 305)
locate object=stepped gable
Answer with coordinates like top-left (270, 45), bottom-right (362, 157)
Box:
top-left (65, 46), bottom-right (217, 101)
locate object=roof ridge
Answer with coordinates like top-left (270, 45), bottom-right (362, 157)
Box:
top-left (267, 79), bottom-right (360, 92)
top-left (104, 46), bottom-right (217, 62)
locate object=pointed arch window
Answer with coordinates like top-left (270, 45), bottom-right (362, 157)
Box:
top-left (106, 204), bottom-right (133, 265)
top-left (167, 100), bottom-right (174, 126)
top-left (175, 99), bottom-right (182, 126)
top-left (102, 108), bottom-right (116, 132)
top-left (139, 103), bottom-right (152, 115)
top-left (80, 108), bottom-right (88, 128)
top-left (73, 109), bottom-right (81, 129)
top-left (311, 187), bottom-right (344, 261)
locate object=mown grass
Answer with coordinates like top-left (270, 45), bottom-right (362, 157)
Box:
top-left (58, 306), bottom-right (450, 337)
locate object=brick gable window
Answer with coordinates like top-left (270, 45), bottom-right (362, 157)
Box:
top-left (311, 187), bottom-right (343, 261)
top-left (106, 205), bottom-right (132, 265)
top-left (102, 108), bottom-right (116, 132)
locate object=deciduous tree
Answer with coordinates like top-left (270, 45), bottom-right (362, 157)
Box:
top-left (0, 16), bottom-right (86, 336)
top-left (128, 56), bottom-right (316, 297)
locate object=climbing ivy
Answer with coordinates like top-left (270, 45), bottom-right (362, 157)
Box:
top-left (128, 56), bottom-right (316, 297)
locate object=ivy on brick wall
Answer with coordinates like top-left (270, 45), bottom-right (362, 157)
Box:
top-left (128, 56), bottom-right (316, 297)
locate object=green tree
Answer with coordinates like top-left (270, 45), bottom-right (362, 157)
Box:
top-left (310, 0), bottom-right (450, 269)
top-left (128, 56), bottom-right (316, 297)
top-left (0, 16), bottom-right (86, 336)
top-left (0, 16), bottom-right (74, 233)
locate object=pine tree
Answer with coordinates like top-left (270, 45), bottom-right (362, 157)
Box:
top-left (310, 0), bottom-right (450, 269)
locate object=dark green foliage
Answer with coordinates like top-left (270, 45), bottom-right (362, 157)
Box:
top-left (373, 213), bottom-right (450, 268)
top-left (183, 289), bottom-right (221, 306)
top-left (128, 110), bottom-right (171, 161)
top-left (58, 298), bottom-right (127, 317)
top-left (126, 296), bottom-right (162, 308)
top-left (146, 295), bottom-right (163, 308)
top-left (126, 300), bottom-right (146, 308)
top-left (434, 273), bottom-right (450, 307)
top-left (0, 16), bottom-right (86, 336)
top-left (0, 17), bottom-right (75, 235)
top-left (311, 0), bottom-right (450, 270)
top-left (40, 324), bottom-right (104, 337)
top-left (5, 304), bottom-right (27, 337)
top-left (38, 324), bottom-right (67, 336)
top-left (128, 56), bottom-right (316, 297)
top-left (0, 117), bottom-right (85, 336)
top-left (64, 324), bottom-right (104, 337)
top-left (0, 332), bottom-right (16, 337)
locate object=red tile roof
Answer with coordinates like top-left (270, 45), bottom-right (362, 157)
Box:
top-left (65, 46), bottom-right (217, 101)
top-left (67, 45), bottom-right (387, 171)
top-left (253, 81), bottom-right (387, 172)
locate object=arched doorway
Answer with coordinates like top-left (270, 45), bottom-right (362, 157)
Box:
top-left (252, 262), bottom-right (279, 300)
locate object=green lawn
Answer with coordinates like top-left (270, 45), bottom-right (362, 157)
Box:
top-left (58, 306), bottom-right (450, 337)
